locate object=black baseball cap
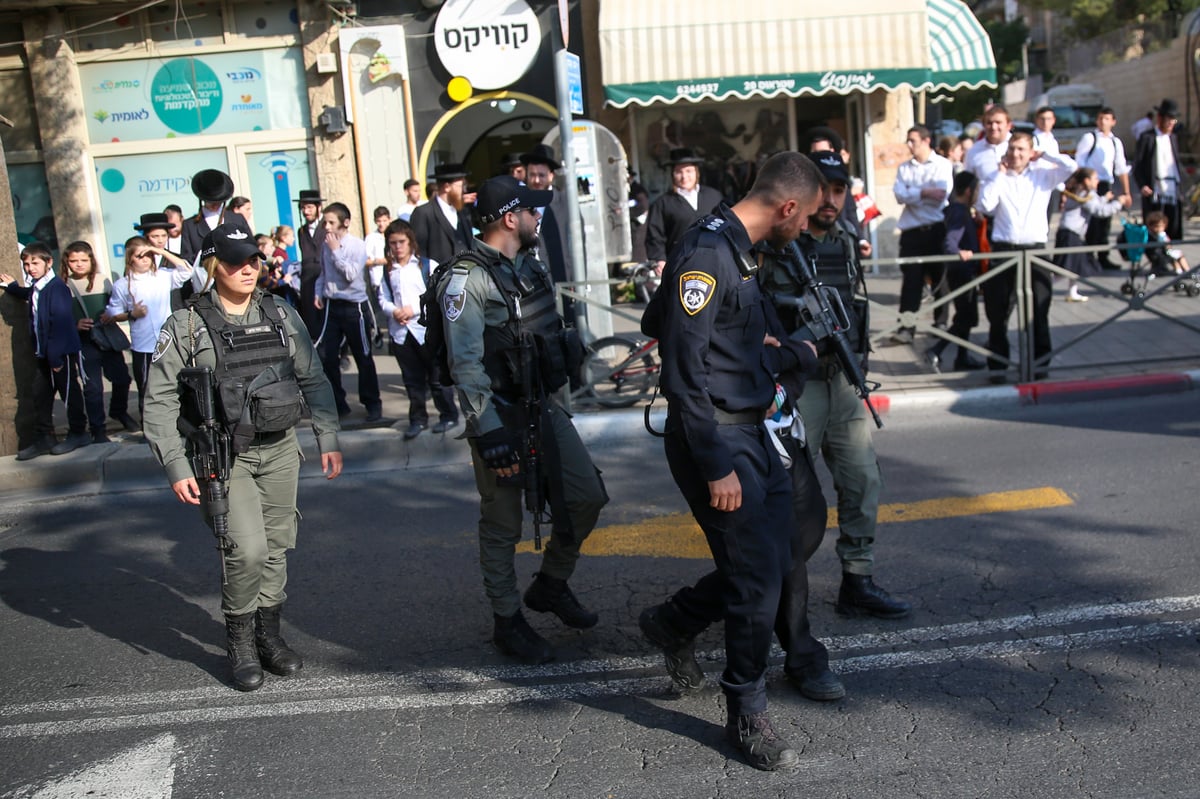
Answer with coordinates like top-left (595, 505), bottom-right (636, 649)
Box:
top-left (807, 151), bottom-right (850, 184)
top-left (475, 176), bottom-right (552, 225)
top-left (199, 223), bottom-right (264, 265)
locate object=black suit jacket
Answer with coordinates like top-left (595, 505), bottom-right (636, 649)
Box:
top-left (4, 276), bottom-right (79, 367)
top-left (178, 210), bottom-right (251, 266)
top-left (1133, 128), bottom-right (1181, 196)
top-left (409, 200), bottom-right (474, 267)
top-left (644, 186), bottom-right (725, 262)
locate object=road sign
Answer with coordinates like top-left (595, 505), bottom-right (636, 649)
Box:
top-left (565, 51), bottom-right (583, 116)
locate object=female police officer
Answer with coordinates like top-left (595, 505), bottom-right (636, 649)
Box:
top-left (144, 223), bottom-right (343, 692)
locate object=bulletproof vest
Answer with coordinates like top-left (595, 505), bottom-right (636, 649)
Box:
top-left (483, 254), bottom-right (584, 396)
top-left (803, 227), bottom-right (867, 355)
top-left (189, 292), bottom-right (303, 451)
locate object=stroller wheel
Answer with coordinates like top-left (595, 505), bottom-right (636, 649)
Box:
top-left (1187, 283), bottom-right (1199, 298)
top-left (1121, 281), bottom-right (1134, 296)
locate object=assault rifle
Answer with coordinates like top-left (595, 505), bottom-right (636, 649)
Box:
top-left (780, 241), bottom-right (883, 429)
top-left (177, 366), bottom-right (237, 583)
top-left (516, 331), bottom-right (552, 551)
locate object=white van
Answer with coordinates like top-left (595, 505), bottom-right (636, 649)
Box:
top-left (1025, 84), bottom-right (1106, 155)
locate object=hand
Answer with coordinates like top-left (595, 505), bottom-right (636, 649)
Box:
top-left (172, 477), bottom-right (202, 505)
top-left (100, 312), bottom-right (115, 324)
top-left (859, 240), bottom-right (873, 258)
top-left (322, 451), bottom-right (343, 480)
top-left (0, 273), bottom-right (13, 284)
top-left (708, 470), bottom-right (742, 512)
top-left (1120, 194), bottom-right (1133, 208)
top-left (654, 260), bottom-right (666, 275)
top-left (1142, 185), bottom-right (1153, 197)
top-left (921, 187), bottom-right (947, 203)
top-left (763, 333), bottom-right (781, 347)
top-left (474, 427), bottom-right (521, 477)
top-left (77, 318), bottom-right (94, 331)
top-left (129, 301), bottom-right (148, 320)
top-left (959, 249), bottom-right (974, 261)
top-left (392, 307), bottom-right (407, 322)
top-left (314, 296), bottom-right (324, 310)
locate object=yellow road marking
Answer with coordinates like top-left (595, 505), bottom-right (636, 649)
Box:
top-left (517, 487), bottom-right (1074, 559)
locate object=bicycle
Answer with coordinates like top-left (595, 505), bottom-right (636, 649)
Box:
top-left (577, 334), bottom-right (660, 408)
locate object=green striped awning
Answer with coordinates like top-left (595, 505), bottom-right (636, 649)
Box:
top-left (600, 0), bottom-right (997, 108)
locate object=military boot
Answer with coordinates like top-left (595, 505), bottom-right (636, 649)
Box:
top-left (255, 604), bottom-right (303, 676)
top-left (638, 604), bottom-right (704, 692)
top-left (522, 573), bottom-right (598, 629)
top-left (726, 711), bottom-right (800, 772)
top-left (493, 611), bottom-right (555, 664)
top-left (835, 573), bottom-right (912, 619)
top-left (225, 612), bottom-right (265, 692)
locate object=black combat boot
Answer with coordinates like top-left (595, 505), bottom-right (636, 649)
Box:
top-left (493, 610), bottom-right (555, 664)
top-left (638, 604), bottom-right (705, 692)
top-left (835, 573), bottom-right (912, 619)
top-left (255, 604), bottom-right (303, 676)
top-left (726, 711), bottom-right (800, 771)
top-left (522, 572), bottom-right (598, 629)
top-left (785, 665), bottom-right (846, 702)
top-left (225, 612), bottom-right (265, 692)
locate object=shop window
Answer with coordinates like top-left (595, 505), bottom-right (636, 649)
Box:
top-left (0, 69), bottom-right (42, 152)
top-left (8, 163), bottom-right (55, 251)
top-left (69, 7), bottom-right (143, 53)
top-left (229, 0), bottom-right (299, 39)
top-left (148, 0), bottom-right (225, 49)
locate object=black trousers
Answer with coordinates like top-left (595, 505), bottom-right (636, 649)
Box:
top-left (132, 350), bottom-right (152, 419)
top-left (1085, 180), bottom-right (1117, 262)
top-left (317, 299), bottom-right (381, 413)
top-left (899, 223), bottom-right (949, 326)
top-left (662, 422), bottom-right (794, 717)
top-left (928, 263), bottom-right (980, 362)
top-left (984, 243), bottom-right (1053, 374)
top-left (32, 354), bottom-right (87, 439)
top-left (79, 335), bottom-right (132, 433)
top-left (390, 336), bottom-right (457, 424)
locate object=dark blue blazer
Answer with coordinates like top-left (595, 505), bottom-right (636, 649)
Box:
top-left (4, 275), bottom-right (81, 367)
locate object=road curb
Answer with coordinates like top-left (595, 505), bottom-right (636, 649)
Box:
top-left (1, 370), bottom-right (1195, 500)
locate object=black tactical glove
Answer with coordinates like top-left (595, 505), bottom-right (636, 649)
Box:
top-left (474, 427), bottom-right (521, 470)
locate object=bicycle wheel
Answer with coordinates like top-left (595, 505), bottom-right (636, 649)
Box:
top-left (581, 336), bottom-right (657, 408)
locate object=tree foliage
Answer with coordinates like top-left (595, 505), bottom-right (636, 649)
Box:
top-left (1026, 0), bottom-right (1200, 42)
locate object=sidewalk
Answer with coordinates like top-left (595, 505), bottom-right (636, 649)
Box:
top-left (6, 234), bottom-right (1200, 500)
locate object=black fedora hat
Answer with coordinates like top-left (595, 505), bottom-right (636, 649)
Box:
top-left (134, 212), bottom-right (176, 233)
top-left (191, 169), bottom-right (235, 203)
top-left (520, 144), bottom-right (561, 171)
top-left (664, 147), bottom-right (704, 166)
top-left (429, 162), bottom-right (469, 182)
top-left (501, 152), bottom-right (525, 169)
top-left (295, 189), bottom-right (324, 205)
top-left (1156, 98), bottom-right (1180, 119)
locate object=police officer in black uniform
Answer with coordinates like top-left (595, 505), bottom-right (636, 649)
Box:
top-left (637, 152), bottom-right (825, 772)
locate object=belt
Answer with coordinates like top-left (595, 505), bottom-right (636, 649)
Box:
top-left (818, 356), bottom-right (842, 381)
top-left (251, 429), bottom-right (289, 445)
top-left (904, 221), bottom-right (945, 234)
top-left (329, 297), bottom-right (366, 305)
top-left (712, 408), bottom-right (763, 425)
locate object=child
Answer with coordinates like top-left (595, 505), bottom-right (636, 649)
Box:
top-left (1055, 167), bottom-right (1128, 301)
top-left (1145, 210), bottom-right (1191, 275)
top-left (0, 242), bottom-right (90, 459)
top-left (61, 241), bottom-right (137, 439)
top-left (925, 170), bottom-right (986, 372)
top-left (104, 236), bottom-right (193, 420)
top-left (376, 219), bottom-right (457, 439)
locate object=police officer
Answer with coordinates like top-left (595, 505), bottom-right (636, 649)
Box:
top-left (437, 176), bottom-right (607, 665)
top-left (637, 152), bottom-right (823, 772)
top-left (143, 224), bottom-right (343, 692)
top-left (763, 151), bottom-right (911, 619)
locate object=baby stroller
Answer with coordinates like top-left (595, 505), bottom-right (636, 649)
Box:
top-left (1119, 215), bottom-right (1200, 297)
top-left (1117, 217), bottom-right (1150, 296)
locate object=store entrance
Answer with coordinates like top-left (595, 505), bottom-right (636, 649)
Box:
top-left (422, 93), bottom-right (556, 189)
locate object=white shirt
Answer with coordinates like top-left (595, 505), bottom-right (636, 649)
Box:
top-left (374, 256), bottom-right (428, 345)
top-left (963, 136), bottom-right (1010, 209)
top-left (979, 153), bottom-right (1077, 245)
top-left (201, 206), bottom-right (222, 232)
top-left (436, 195), bottom-right (459, 231)
top-left (105, 265), bottom-right (194, 353)
top-left (29, 272), bottom-right (54, 356)
top-left (676, 185), bottom-right (700, 211)
top-left (165, 235), bottom-right (182, 255)
top-left (1033, 129), bottom-right (1059, 156)
top-left (1075, 130), bottom-right (1130, 182)
top-left (396, 199), bottom-right (425, 222)
top-left (1153, 131), bottom-right (1181, 198)
top-left (1058, 191), bottom-right (1123, 238)
top-left (893, 153), bottom-right (953, 230)
top-left (364, 230), bottom-right (386, 266)
top-left (1131, 116), bottom-right (1155, 140)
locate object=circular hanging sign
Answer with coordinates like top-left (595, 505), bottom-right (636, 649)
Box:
top-left (150, 57), bottom-right (223, 135)
top-left (434, 0), bottom-right (540, 91)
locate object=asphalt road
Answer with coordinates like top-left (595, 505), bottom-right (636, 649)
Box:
top-left (1, 393), bottom-right (1198, 798)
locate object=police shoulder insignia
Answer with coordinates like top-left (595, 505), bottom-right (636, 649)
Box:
top-left (443, 271), bottom-right (469, 322)
top-left (703, 217), bottom-right (725, 231)
top-left (679, 271), bottom-right (716, 316)
top-left (151, 328), bottom-right (173, 362)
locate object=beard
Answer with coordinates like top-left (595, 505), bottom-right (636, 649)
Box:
top-left (809, 208), bottom-right (838, 232)
top-left (518, 222), bottom-right (540, 251)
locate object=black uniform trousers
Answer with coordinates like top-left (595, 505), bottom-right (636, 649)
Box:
top-left (662, 420), bottom-right (794, 717)
top-left (662, 435), bottom-right (829, 679)
top-left (899, 223), bottom-right (949, 327)
top-left (317, 299), bottom-right (381, 414)
top-left (33, 355), bottom-right (87, 438)
top-left (389, 336), bottom-right (457, 425)
top-left (928, 262), bottom-right (980, 362)
top-left (984, 242), bottom-right (1053, 374)
top-left (78, 335), bottom-right (132, 434)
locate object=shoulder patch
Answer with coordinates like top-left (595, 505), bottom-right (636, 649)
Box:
top-left (443, 291), bottom-right (466, 322)
top-left (151, 329), bottom-right (173, 362)
top-left (679, 271), bottom-right (716, 316)
top-left (445, 271), bottom-right (469, 297)
top-left (702, 217), bottom-right (725, 231)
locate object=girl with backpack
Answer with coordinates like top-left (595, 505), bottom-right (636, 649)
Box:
top-left (1054, 167), bottom-right (1131, 302)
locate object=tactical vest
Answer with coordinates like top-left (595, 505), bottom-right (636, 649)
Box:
top-left (189, 292), bottom-right (304, 452)
top-left (796, 226), bottom-right (869, 354)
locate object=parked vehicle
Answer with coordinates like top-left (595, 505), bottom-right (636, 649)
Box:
top-left (1024, 83), bottom-right (1106, 155)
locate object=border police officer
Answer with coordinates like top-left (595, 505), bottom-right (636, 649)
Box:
top-left (437, 176), bottom-right (607, 664)
top-left (637, 152), bottom-right (824, 771)
top-left (765, 152), bottom-right (911, 619)
top-left (144, 224), bottom-right (343, 692)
